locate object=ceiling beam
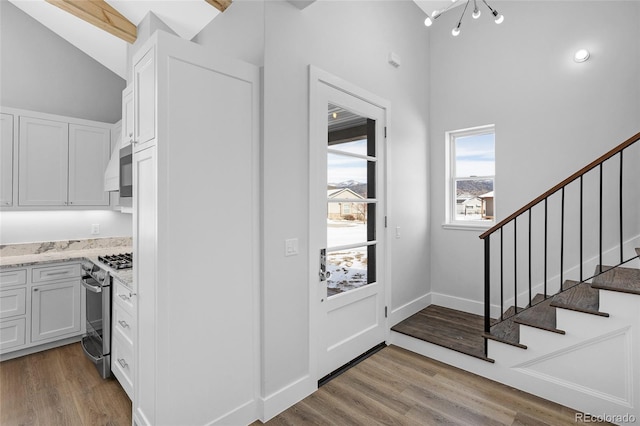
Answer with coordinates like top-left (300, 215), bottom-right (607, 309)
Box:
top-left (204, 0), bottom-right (232, 13)
top-left (45, 0), bottom-right (137, 43)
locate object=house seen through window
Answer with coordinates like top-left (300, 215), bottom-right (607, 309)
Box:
top-left (447, 125), bottom-right (495, 225)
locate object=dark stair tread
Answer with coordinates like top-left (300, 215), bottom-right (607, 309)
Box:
top-left (486, 318), bottom-right (527, 349)
top-left (551, 281), bottom-right (609, 317)
top-left (513, 295), bottom-right (565, 334)
top-left (636, 248), bottom-right (640, 258)
top-left (592, 265), bottom-right (640, 296)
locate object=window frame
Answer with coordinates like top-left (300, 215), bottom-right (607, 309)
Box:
top-left (444, 124), bottom-right (496, 230)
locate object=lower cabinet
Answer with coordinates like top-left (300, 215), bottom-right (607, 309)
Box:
top-left (0, 262), bottom-right (83, 356)
top-left (31, 280), bottom-right (81, 342)
top-left (112, 279), bottom-right (136, 399)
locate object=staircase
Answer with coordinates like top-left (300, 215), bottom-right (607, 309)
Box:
top-left (391, 131), bottom-right (640, 423)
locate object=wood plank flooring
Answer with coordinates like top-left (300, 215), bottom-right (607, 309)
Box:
top-left (261, 345), bottom-right (608, 425)
top-left (390, 305), bottom-right (493, 362)
top-left (0, 343), bottom-right (131, 426)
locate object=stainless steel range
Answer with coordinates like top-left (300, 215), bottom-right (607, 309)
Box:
top-left (81, 253), bottom-right (133, 378)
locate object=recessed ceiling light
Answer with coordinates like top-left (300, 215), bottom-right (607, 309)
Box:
top-left (574, 49), bottom-right (590, 63)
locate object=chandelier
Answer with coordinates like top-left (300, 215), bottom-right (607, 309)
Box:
top-left (424, 0), bottom-right (504, 36)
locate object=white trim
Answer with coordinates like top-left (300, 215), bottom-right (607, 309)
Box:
top-left (389, 292), bottom-right (432, 327)
top-left (442, 223), bottom-right (492, 232)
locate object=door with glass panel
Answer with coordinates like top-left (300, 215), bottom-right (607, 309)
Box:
top-left (312, 80), bottom-right (386, 380)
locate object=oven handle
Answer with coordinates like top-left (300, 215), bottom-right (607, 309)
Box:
top-left (82, 278), bottom-right (102, 293)
top-left (81, 337), bottom-right (102, 364)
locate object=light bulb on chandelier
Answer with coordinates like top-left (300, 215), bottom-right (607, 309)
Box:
top-left (424, 0), bottom-right (504, 35)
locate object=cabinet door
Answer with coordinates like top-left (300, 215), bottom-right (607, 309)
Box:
top-left (0, 318), bottom-right (26, 351)
top-left (31, 280), bottom-right (81, 342)
top-left (122, 86), bottom-right (134, 148)
top-left (0, 113), bottom-right (14, 207)
top-left (134, 145), bottom-right (156, 424)
top-left (68, 124), bottom-right (110, 206)
top-left (134, 47), bottom-right (155, 150)
top-left (18, 116), bottom-right (68, 206)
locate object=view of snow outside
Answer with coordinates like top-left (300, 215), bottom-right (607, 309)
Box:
top-left (326, 138), bottom-right (371, 295)
top-left (455, 132), bottom-right (495, 221)
top-left (327, 220), bottom-right (368, 296)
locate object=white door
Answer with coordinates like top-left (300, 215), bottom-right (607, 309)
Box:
top-left (310, 68), bottom-right (388, 380)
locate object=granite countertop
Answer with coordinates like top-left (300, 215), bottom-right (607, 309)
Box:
top-left (0, 237), bottom-right (133, 288)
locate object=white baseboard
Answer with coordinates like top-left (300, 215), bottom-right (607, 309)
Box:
top-left (389, 292), bottom-right (431, 326)
top-left (259, 374), bottom-right (316, 422)
top-left (210, 399), bottom-right (258, 426)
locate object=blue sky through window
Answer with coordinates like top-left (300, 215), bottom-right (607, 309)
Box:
top-left (455, 133), bottom-right (495, 177)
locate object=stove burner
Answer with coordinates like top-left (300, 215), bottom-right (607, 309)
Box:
top-left (98, 253), bottom-right (133, 270)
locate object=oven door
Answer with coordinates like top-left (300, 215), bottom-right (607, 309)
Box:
top-left (81, 277), bottom-right (111, 378)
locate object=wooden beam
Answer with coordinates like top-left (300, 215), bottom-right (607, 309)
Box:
top-left (46, 0), bottom-right (137, 43)
top-left (204, 0), bottom-right (232, 13)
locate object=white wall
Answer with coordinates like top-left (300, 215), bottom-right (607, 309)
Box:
top-left (429, 1), bottom-right (640, 312)
top-left (0, 210), bottom-right (132, 244)
top-left (261, 0), bottom-right (430, 414)
top-left (0, 1), bottom-right (125, 123)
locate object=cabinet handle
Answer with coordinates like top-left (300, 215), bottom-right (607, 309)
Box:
top-left (33, 288), bottom-right (39, 292)
top-left (4, 202), bottom-right (10, 206)
top-left (69, 201), bottom-right (73, 205)
top-left (117, 358), bottom-right (129, 369)
top-left (119, 294), bottom-right (130, 301)
top-left (118, 320), bottom-right (129, 328)
top-left (45, 271), bottom-right (69, 276)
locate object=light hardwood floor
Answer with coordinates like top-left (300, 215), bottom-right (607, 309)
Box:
top-left (0, 342), bottom-right (131, 426)
top-left (2, 343), bottom-right (608, 425)
top-left (261, 345), bottom-right (610, 426)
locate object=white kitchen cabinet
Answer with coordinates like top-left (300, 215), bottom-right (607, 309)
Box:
top-left (112, 279), bottom-right (136, 399)
top-left (18, 116), bottom-right (69, 206)
top-left (132, 31), bottom-right (260, 426)
top-left (0, 288), bottom-right (26, 319)
top-left (122, 85), bottom-right (134, 148)
top-left (0, 113), bottom-right (14, 207)
top-left (0, 318), bottom-right (26, 351)
top-left (31, 279), bottom-right (81, 342)
top-left (68, 124), bottom-right (111, 206)
top-left (7, 109), bottom-right (112, 208)
top-left (133, 47), bottom-right (155, 151)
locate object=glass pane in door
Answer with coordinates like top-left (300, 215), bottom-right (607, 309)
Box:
top-left (326, 104), bottom-right (376, 298)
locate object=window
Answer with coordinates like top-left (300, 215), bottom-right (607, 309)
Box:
top-left (446, 125), bottom-right (495, 227)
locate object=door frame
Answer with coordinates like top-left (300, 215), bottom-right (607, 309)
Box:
top-left (308, 65), bottom-right (391, 383)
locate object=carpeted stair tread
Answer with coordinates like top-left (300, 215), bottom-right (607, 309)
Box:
top-left (592, 265), bottom-right (640, 296)
top-left (551, 281), bottom-right (609, 317)
top-left (513, 295), bottom-right (565, 334)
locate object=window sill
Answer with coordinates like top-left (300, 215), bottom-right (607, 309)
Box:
top-left (442, 222), bottom-right (493, 232)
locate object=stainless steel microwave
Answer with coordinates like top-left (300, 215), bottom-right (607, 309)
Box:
top-left (119, 145), bottom-right (133, 198)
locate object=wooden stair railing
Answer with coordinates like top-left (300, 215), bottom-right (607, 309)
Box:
top-left (479, 130), bottom-right (640, 356)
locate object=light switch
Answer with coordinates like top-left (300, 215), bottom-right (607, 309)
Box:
top-left (285, 238), bottom-right (299, 256)
top-left (91, 224), bottom-right (100, 235)
top-left (395, 226), bottom-right (401, 239)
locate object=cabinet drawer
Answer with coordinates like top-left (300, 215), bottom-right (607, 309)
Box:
top-left (113, 280), bottom-right (135, 311)
top-left (112, 335), bottom-right (134, 399)
top-left (113, 303), bottom-right (134, 346)
top-left (0, 269), bottom-right (27, 288)
top-left (32, 263), bottom-right (80, 283)
top-left (0, 288), bottom-right (26, 319)
top-left (0, 317), bottom-right (26, 351)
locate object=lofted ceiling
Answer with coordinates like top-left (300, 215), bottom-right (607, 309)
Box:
top-left (8, 0), bottom-right (451, 80)
top-left (7, 0), bottom-right (224, 79)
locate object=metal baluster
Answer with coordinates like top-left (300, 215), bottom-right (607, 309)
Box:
top-left (580, 175), bottom-right (583, 282)
top-left (528, 208), bottom-right (532, 306)
top-left (599, 163), bottom-right (603, 273)
top-left (561, 187), bottom-right (565, 290)
top-left (484, 235), bottom-right (491, 355)
top-left (514, 217), bottom-right (517, 312)
top-left (544, 197), bottom-right (548, 298)
top-left (619, 150), bottom-right (624, 264)
top-left (500, 227), bottom-right (504, 321)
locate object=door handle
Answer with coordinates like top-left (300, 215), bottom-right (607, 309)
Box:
top-left (319, 249), bottom-right (331, 282)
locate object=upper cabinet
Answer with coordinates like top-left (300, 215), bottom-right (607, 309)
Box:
top-left (122, 85), bottom-right (134, 148)
top-left (2, 108), bottom-right (114, 209)
top-left (0, 113), bottom-right (14, 207)
top-left (18, 116), bottom-right (70, 206)
top-left (133, 47), bottom-right (155, 151)
top-left (68, 124), bottom-right (111, 206)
